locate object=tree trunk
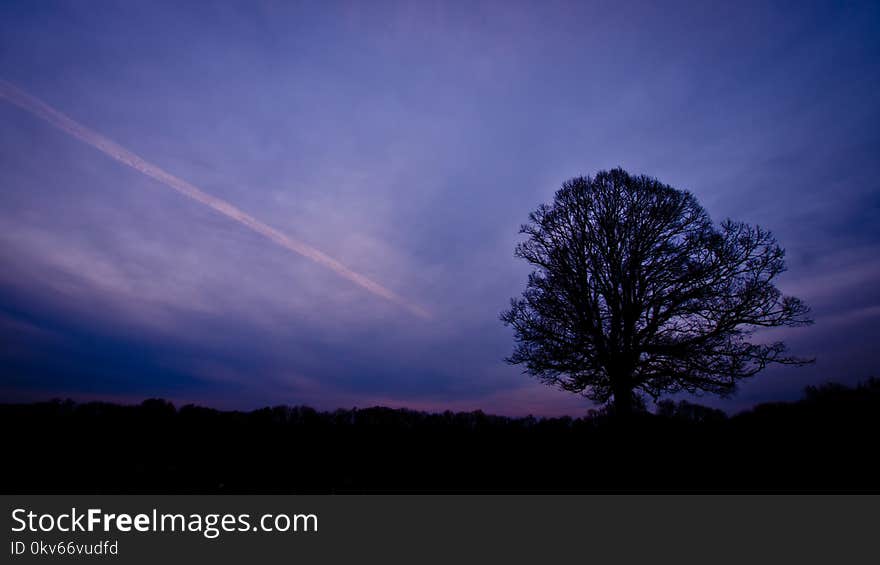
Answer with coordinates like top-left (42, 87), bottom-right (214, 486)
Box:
top-left (613, 387), bottom-right (633, 419)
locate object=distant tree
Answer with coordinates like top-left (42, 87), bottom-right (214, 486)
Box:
top-left (655, 399), bottom-right (678, 419)
top-left (656, 399), bottom-right (728, 423)
top-left (502, 168), bottom-right (812, 418)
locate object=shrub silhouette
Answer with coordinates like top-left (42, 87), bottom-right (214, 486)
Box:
top-left (1, 379), bottom-right (878, 492)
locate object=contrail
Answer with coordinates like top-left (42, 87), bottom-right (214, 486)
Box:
top-left (0, 79), bottom-right (429, 319)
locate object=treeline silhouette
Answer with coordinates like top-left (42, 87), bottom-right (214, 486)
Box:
top-left (3, 379), bottom-right (878, 492)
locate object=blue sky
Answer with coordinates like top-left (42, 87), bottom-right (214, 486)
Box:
top-left (1, 0), bottom-right (878, 415)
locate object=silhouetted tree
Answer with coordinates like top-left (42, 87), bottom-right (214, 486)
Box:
top-left (502, 168), bottom-right (812, 417)
top-left (655, 399), bottom-right (727, 423)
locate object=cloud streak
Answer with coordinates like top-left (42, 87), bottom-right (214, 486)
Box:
top-left (0, 79), bottom-right (430, 319)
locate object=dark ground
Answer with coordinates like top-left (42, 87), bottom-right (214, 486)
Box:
top-left (2, 379), bottom-right (878, 493)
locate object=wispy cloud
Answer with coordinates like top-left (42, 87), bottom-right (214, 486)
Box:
top-left (0, 79), bottom-right (429, 319)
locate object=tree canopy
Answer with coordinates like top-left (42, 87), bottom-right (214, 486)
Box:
top-left (502, 168), bottom-right (812, 416)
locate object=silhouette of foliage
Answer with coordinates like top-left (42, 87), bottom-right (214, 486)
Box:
top-left (1, 379), bottom-right (878, 492)
top-left (502, 168), bottom-right (812, 416)
top-left (655, 399), bottom-right (727, 423)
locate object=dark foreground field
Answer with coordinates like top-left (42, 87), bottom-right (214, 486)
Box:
top-left (2, 379), bottom-right (878, 493)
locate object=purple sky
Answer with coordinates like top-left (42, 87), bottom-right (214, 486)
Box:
top-left (1, 1), bottom-right (878, 416)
